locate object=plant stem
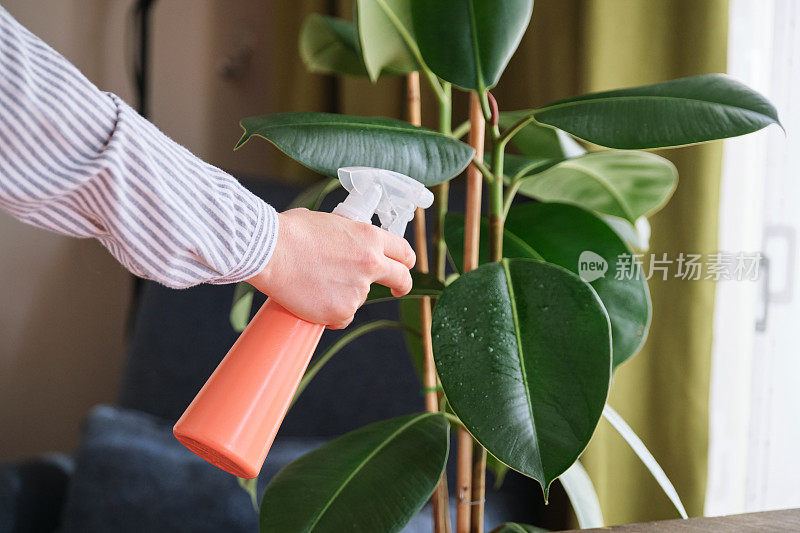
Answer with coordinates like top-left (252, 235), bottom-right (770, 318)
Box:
top-left (423, 67), bottom-right (448, 105)
top-left (408, 72), bottom-right (451, 533)
top-left (451, 119), bottom-right (471, 140)
top-left (488, 125), bottom-right (505, 263)
top-left (443, 411), bottom-right (465, 429)
top-left (441, 82), bottom-right (452, 130)
top-left (503, 158), bottom-right (558, 218)
top-left (433, 82), bottom-right (453, 281)
top-left (433, 183), bottom-right (450, 280)
top-left (498, 113), bottom-right (536, 145)
top-left (470, 157), bottom-right (494, 182)
top-left (479, 90), bottom-right (492, 122)
top-left (291, 320), bottom-right (408, 405)
top-left (457, 92), bottom-right (486, 533)
top-left (502, 178), bottom-right (522, 219)
top-left (433, 84), bottom-right (455, 533)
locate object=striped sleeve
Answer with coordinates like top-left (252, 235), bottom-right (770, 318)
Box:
top-left (0, 6), bottom-right (279, 289)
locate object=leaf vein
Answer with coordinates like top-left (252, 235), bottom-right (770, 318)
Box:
top-left (501, 259), bottom-right (544, 478)
top-left (535, 94), bottom-right (776, 122)
top-left (305, 413), bottom-right (435, 530)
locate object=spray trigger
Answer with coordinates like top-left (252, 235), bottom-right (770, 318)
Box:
top-left (333, 167), bottom-right (434, 236)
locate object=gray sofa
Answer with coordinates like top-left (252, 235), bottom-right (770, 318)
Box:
top-left (0, 179), bottom-right (552, 532)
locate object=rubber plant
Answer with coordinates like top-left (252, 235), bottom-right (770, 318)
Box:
top-left (230, 2), bottom-right (780, 532)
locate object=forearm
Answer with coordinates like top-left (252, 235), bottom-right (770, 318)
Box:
top-left (0, 6), bottom-right (278, 288)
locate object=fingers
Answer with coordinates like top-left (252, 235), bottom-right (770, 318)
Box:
top-left (328, 280), bottom-right (369, 329)
top-left (381, 231), bottom-right (416, 269)
top-left (329, 315), bottom-right (354, 330)
top-left (375, 256), bottom-right (413, 297)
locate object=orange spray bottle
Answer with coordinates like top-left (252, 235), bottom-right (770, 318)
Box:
top-left (173, 167), bottom-right (434, 478)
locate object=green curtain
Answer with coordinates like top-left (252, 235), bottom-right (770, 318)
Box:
top-left (261, 0), bottom-right (728, 526)
top-left (575, 0), bottom-right (728, 526)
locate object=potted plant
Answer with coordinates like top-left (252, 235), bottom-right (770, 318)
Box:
top-left (231, 2), bottom-right (779, 531)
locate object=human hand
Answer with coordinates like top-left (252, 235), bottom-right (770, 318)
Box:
top-left (247, 208), bottom-right (416, 329)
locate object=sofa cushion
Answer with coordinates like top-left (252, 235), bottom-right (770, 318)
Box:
top-left (59, 405), bottom-right (543, 532)
top-left (0, 454), bottom-right (72, 533)
top-left (59, 405), bottom-right (324, 533)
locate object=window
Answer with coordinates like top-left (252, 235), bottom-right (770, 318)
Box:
top-left (706, 0), bottom-right (800, 515)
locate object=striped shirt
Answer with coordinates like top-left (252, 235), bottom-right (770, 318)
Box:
top-left (0, 6), bottom-right (279, 289)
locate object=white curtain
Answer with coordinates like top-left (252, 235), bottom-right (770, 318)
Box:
top-left (706, 0), bottom-right (800, 515)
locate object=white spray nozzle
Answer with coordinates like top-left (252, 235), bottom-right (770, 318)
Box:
top-left (333, 167), bottom-right (434, 236)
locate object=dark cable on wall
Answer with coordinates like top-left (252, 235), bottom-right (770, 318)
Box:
top-left (132, 0), bottom-right (156, 118)
top-left (128, 0), bottom-right (158, 324)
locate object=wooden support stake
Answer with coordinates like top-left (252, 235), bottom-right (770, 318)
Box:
top-left (470, 447), bottom-right (486, 533)
top-left (463, 91), bottom-right (485, 273)
top-left (456, 92), bottom-right (486, 533)
top-left (407, 71), bottom-right (450, 533)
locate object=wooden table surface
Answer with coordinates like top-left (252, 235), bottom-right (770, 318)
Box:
top-left (560, 509), bottom-right (800, 532)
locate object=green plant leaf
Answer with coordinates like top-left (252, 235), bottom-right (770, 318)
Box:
top-left (237, 476), bottom-right (259, 511)
top-left (600, 214), bottom-right (651, 252)
top-left (236, 113), bottom-right (474, 186)
top-left (503, 203), bottom-right (650, 368)
top-left (532, 74), bottom-right (781, 149)
top-left (490, 523), bottom-right (548, 533)
top-left (299, 15), bottom-right (369, 77)
top-left (603, 405), bottom-right (688, 519)
top-left (259, 413), bottom-right (450, 532)
top-left (500, 153), bottom-right (560, 181)
top-left (410, 0), bottom-right (533, 92)
top-left (432, 259), bottom-right (612, 496)
top-left (230, 282), bottom-right (256, 332)
top-left (559, 461), bottom-right (604, 528)
top-left (365, 271), bottom-right (445, 303)
top-left (499, 111), bottom-right (586, 159)
top-left (356, 0), bottom-right (419, 80)
top-left (516, 150), bottom-right (678, 225)
top-left (445, 203), bottom-right (651, 368)
top-left (445, 212), bottom-right (545, 269)
top-left (288, 177), bottom-right (340, 211)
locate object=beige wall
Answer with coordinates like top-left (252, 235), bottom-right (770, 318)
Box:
top-left (0, 0), bottom-right (278, 460)
top-left (0, 0), bottom-right (133, 460)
